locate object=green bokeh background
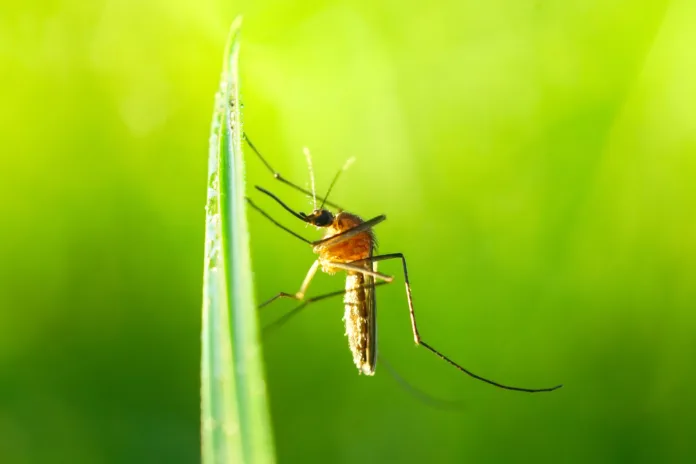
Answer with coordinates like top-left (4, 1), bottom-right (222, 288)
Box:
top-left (2, 0), bottom-right (695, 463)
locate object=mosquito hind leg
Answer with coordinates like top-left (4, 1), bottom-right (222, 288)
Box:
top-left (342, 253), bottom-right (563, 393)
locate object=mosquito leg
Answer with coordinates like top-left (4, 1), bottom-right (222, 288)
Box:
top-left (323, 262), bottom-right (393, 282)
top-left (264, 281), bottom-right (390, 333)
top-left (259, 260), bottom-right (320, 309)
top-left (245, 197), bottom-right (312, 245)
top-left (244, 133), bottom-right (345, 210)
top-left (341, 253), bottom-right (563, 393)
top-left (295, 260), bottom-right (320, 300)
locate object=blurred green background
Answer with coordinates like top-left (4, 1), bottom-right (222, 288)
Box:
top-left (2, 0), bottom-right (695, 462)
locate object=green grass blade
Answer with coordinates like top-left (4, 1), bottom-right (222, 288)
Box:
top-left (201, 17), bottom-right (276, 464)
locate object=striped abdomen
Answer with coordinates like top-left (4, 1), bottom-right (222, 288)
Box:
top-left (343, 266), bottom-right (377, 375)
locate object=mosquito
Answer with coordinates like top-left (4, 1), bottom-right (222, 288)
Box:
top-left (244, 134), bottom-right (562, 393)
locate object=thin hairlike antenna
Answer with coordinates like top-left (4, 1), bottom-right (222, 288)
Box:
top-left (303, 147), bottom-right (317, 210)
top-left (319, 157), bottom-right (355, 210)
top-left (244, 133), bottom-right (345, 211)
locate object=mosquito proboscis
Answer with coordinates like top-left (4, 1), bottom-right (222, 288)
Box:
top-left (244, 134), bottom-right (562, 393)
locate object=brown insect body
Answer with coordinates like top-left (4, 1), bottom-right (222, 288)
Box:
top-left (313, 211), bottom-right (378, 375)
top-left (317, 212), bottom-right (374, 270)
top-left (246, 135), bottom-right (562, 393)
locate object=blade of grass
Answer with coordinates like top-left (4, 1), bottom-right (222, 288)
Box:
top-left (201, 17), bottom-right (276, 464)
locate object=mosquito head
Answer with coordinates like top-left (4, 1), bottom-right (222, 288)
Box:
top-left (300, 208), bottom-right (334, 228)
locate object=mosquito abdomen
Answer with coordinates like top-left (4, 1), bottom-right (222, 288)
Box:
top-left (343, 271), bottom-right (377, 375)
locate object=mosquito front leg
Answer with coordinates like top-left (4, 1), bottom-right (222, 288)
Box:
top-left (244, 134), bottom-right (345, 210)
top-left (259, 260), bottom-right (320, 309)
top-left (264, 280), bottom-right (390, 333)
top-left (245, 197), bottom-right (312, 245)
top-left (295, 260), bottom-right (320, 299)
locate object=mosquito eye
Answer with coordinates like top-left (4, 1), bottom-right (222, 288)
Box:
top-left (315, 210), bottom-right (333, 227)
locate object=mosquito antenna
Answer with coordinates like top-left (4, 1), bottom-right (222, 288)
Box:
top-left (244, 133), bottom-right (345, 210)
top-left (303, 147), bottom-right (318, 210)
top-left (319, 157), bottom-right (355, 210)
top-left (244, 134), bottom-right (276, 175)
